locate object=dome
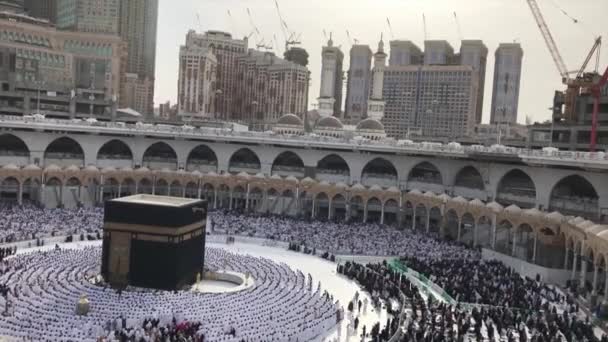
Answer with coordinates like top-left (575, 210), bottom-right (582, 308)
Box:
top-left (486, 201), bottom-right (503, 213)
top-left (336, 182), bottom-right (348, 188)
top-left (24, 164), bottom-right (40, 171)
top-left (356, 118), bottom-right (384, 131)
top-left (409, 189), bottom-right (423, 196)
top-left (452, 196), bottom-right (468, 204)
top-left (101, 166), bottom-right (116, 173)
top-left (504, 204), bottom-right (522, 213)
top-left (315, 116), bottom-right (343, 129)
top-left (237, 171), bottom-right (250, 179)
top-left (120, 166), bottom-right (133, 172)
top-left (301, 177), bottom-right (315, 184)
top-left (277, 114), bottom-right (303, 126)
top-left (65, 165), bottom-right (80, 172)
top-left (84, 165), bottom-right (99, 172)
top-left (44, 164), bottom-right (61, 172)
top-left (469, 199), bottom-right (485, 207)
top-left (523, 208), bottom-right (543, 218)
top-left (387, 186), bottom-right (400, 193)
top-left (136, 167), bottom-right (150, 173)
top-left (254, 173), bottom-right (265, 179)
top-left (206, 171), bottom-right (218, 176)
top-left (2, 163), bottom-right (19, 170)
top-left (437, 194), bottom-right (451, 202)
top-left (191, 170), bottom-right (202, 176)
top-left (423, 191), bottom-right (436, 198)
top-left (369, 184), bottom-right (382, 191)
top-left (285, 175), bottom-right (298, 182)
top-left (270, 174), bottom-right (282, 180)
top-left (350, 183), bottom-right (365, 190)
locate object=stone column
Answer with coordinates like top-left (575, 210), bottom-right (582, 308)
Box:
top-left (134, 181), bottom-right (139, 194)
top-left (457, 217), bottom-right (462, 242)
top-left (197, 184), bottom-right (202, 199)
top-left (182, 185), bottom-right (186, 198)
top-left (580, 256), bottom-right (588, 288)
top-left (246, 185), bottom-right (250, 210)
top-left (425, 211), bottom-right (430, 233)
top-left (571, 253), bottom-right (578, 280)
top-left (564, 248), bottom-right (570, 270)
top-left (311, 197), bottom-right (316, 219)
top-left (229, 190), bottom-right (233, 210)
top-left (213, 189), bottom-right (218, 209)
top-left (118, 183), bottom-right (122, 197)
top-left (532, 233), bottom-right (538, 264)
top-left (412, 209), bottom-right (417, 230)
top-left (511, 230), bottom-right (517, 256)
top-left (593, 266), bottom-right (599, 294)
top-left (491, 215), bottom-right (497, 249)
top-left (363, 203), bottom-right (368, 223)
top-left (328, 198), bottom-right (333, 220)
top-left (380, 203), bottom-right (385, 225)
top-left (17, 182), bottom-right (23, 205)
top-left (473, 221), bottom-right (478, 246)
top-left (152, 181), bottom-right (156, 195)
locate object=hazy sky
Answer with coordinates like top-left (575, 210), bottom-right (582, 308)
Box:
top-left (155, 0), bottom-right (607, 124)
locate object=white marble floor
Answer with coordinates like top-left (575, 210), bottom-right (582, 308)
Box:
top-left (11, 239), bottom-right (391, 342)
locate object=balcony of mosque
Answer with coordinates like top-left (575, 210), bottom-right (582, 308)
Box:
top-left (228, 163), bottom-right (261, 175)
top-left (315, 170), bottom-right (350, 184)
top-left (549, 197), bottom-right (600, 222)
top-left (406, 178), bottom-right (444, 195)
top-left (361, 174), bottom-right (398, 189)
top-left (270, 166), bottom-right (304, 179)
top-left (495, 191), bottom-right (537, 210)
top-left (0, 151), bottom-right (29, 167)
top-left (451, 186), bottom-right (489, 202)
top-left (3, 115), bottom-right (608, 168)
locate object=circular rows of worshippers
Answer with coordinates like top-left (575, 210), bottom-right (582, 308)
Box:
top-left (0, 203), bottom-right (606, 341)
top-left (0, 247), bottom-right (339, 341)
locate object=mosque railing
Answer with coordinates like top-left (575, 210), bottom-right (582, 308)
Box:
top-left (1, 115), bottom-right (608, 164)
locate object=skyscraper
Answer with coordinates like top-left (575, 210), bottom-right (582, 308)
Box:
top-left (317, 35), bottom-right (343, 117)
top-left (389, 40), bottom-right (423, 66)
top-left (367, 38), bottom-right (386, 121)
top-left (177, 45), bottom-right (217, 118)
top-left (24, 0), bottom-right (56, 23)
top-left (118, 0), bottom-right (158, 116)
top-left (56, 0), bottom-right (120, 35)
top-left (459, 40), bottom-right (488, 124)
top-left (184, 30), bottom-right (248, 121)
top-left (344, 45), bottom-right (372, 123)
top-left (491, 43), bottom-right (523, 124)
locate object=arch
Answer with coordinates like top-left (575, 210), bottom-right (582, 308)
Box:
top-left (454, 166), bottom-right (484, 190)
top-left (185, 182), bottom-right (198, 198)
top-left (97, 139), bottom-right (132, 160)
top-left (414, 204), bottom-right (427, 231)
top-left (186, 144), bottom-right (218, 173)
top-left (407, 162), bottom-right (442, 185)
top-left (155, 178), bottom-right (169, 196)
top-left (384, 199), bottom-right (399, 226)
top-left (142, 142), bottom-right (177, 170)
top-left (350, 195), bottom-right (364, 222)
top-left (495, 220), bottom-right (514, 255)
top-left (228, 148), bottom-right (261, 174)
top-left (460, 213), bottom-right (476, 245)
top-left (0, 177), bottom-right (19, 200)
top-left (138, 178), bottom-right (153, 194)
top-left (314, 192), bottom-right (330, 219)
top-left (513, 224), bottom-right (535, 262)
top-left (97, 139), bottom-right (133, 168)
top-left (169, 180), bottom-right (182, 197)
top-left (232, 185), bottom-right (247, 210)
top-left (201, 183), bottom-right (215, 203)
top-left (444, 209), bottom-right (460, 241)
top-left (549, 175), bottom-right (599, 220)
top-left (44, 137), bottom-right (84, 167)
top-left (366, 197), bottom-right (382, 224)
top-left (496, 169), bottom-right (536, 209)
top-left (121, 178), bottom-right (136, 197)
top-left (361, 157), bottom-right (398, 187)
top-left (477, 216), bottom-right (492, 248)
top-left (316, 154), bottom-right (350, 181)
top-left (429, 207), bottom-right (442, 235)
top-left (0, 133), bottom-right (29, 158)
top-left (271, 151), bottom-right (304, 177)
top-left (102, 177), bottom-right (119, 199)
top-left (331, 193), bottom-right (347, 221)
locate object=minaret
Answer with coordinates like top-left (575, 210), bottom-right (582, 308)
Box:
top-left (367, 35), bottom-right (387, 121)
top-left (317, 33), bottom-right (344, 118)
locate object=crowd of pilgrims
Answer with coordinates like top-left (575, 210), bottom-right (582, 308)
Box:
top-left (100, 317), bottom-right (205, 342)
top-left (340, 260), bottom-right (606, 342)
top-left (0, 201), bottom-right (103, 243)
top-left (0, 204), bottom-right (607, 341)
top-left (209, 210), bottom-right (478, 260)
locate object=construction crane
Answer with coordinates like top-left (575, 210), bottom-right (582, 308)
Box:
top-left (386, 17), bottom-right (395, 39)
top-left (274, 0), bottom-right (300, 53)
top-left (526, 0), bottom-right (606, 150)
top-left (453, 12), bottom-right (463, 40)
top-left (246, 8), bottom-right (271, 50)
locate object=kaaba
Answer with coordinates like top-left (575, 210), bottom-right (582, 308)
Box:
top-left (101, 194), bottom-right (207, 291)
